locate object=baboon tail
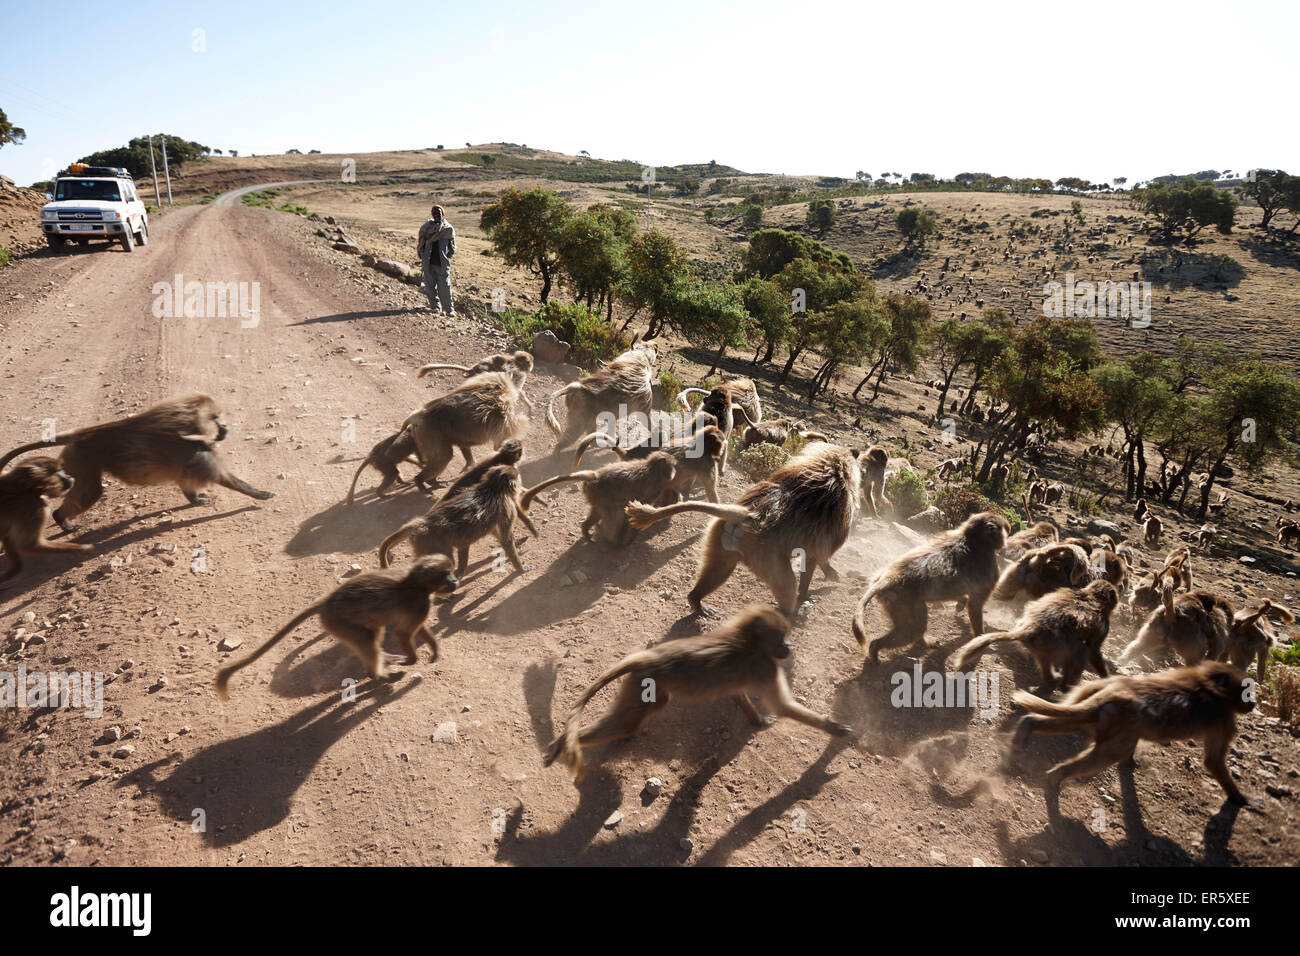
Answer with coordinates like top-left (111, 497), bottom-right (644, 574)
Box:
top-left (851, 582), bottom-right (885, 648)
top-left (571, 431), bottom-right (622, 469)
top-left (798, 430), bottom-right (828, 442)
top-left (215, 602), bottom-right (323, 700)
top-left (545, 657), bottom-right (643, 781)
top-left (417, 363), bottom-right (470, 378)
top-left (624, 500), bottom-right (749, 531)
top-left (345, 458), bottom-right (370, 507)
top-left (546, 384), bottom-right (579, 437)
top-left (0, 440), bottom-right (64, 471)
top-left (955, 631), bottom-right (1011, 670)
top-left (218, 471), bottom-right (276, 501)
top-left (733, 403), bottom-right (759, 428)
top-left (1011, 690), bottom-right (1100, 730)
top-left (1160, 581), bottom-right (1176, 624)
top-left (519, 472), bottom-right (593, 512)
top-left (378, 525), bottom-right (413, 568)
top-left (1264, 600), bottom-right (1296, 624)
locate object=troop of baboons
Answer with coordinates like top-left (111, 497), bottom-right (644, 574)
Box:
top-left (1, 340), bottom-right (1291, 825)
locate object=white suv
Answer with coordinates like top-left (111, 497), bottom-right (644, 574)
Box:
top-left (40, 165), bottom-right (149, 252)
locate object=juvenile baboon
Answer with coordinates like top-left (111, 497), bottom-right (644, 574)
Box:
top-left (625, 443), bottom-right (862, 616)
top-left (521, 452), bottom-right (676, 547)
top-left (215, 555), bottom-right (459, 698)
top-left (0, 394), bottom-right (274, 530)
top-left (542, 604), bottom-right (853, 780)
top-left (859, 445), bottom-right (889, 518)
top-left (417, 350), bottom-right (533, 381)
top-left (956, 580), bottom-right (1118, 694)
top-left (1129, 547), bottom-right (1192, 613)
top-left (1119, 583), bottom-right (1228, 667)
top-left (379, 464), bottom-right (532, 574)
top-left (345, 428), bottom-right (423, 506)
top-left (546, 344), bottom-right (656, 449)
top-left (1027, 479), bottom-right (1048, 506)
top-left (1143, 514), bottom-right (1162, 545)
top-left (1002, 520), bottom-right (1059, 560)
top-left (571, 425), bottom-right (724, 504)
top-left (991, 542), bottom-right (1090, 603)
top-left (403, 370), bottom-right (530, 487)
top-left (1012, 661), bottom-right (1255, 805)
top-left (1225, 600), bottom-right (1294, 679)
top-left (0, 457), bottom-right (93, 583)
top-left (851, 511), bottom-right (1010, 663)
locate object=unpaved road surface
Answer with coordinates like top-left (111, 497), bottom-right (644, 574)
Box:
top-left (0, 196), bottom-right (1295, 867)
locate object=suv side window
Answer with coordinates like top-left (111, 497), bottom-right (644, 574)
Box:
top-left (124, 182), bottom-right (137, 203)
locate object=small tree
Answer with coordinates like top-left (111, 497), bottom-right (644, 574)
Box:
top-left (806, 198), bottom-right (835, 236)
top-left (1240, 169), bottom-right (1297, 229)
top-left (774, 256), bottom-right (865, 384)
top-left (479, 188), bottom-right (572, 304)
top-left (853, 294), bottom-right (931, 400)
top-left (1139, 177), bottom-right (1237, 239)
top-left (928, 314), bottom-right (1009, 422)
top-left (675, 279), bottom-right (753, 375)
top-left (0, 108), bottom-right (26, 150)
top-left (742, 202), bottom-right (763, 230)
top-left (622, 230), bottom-right (689, 338)
top-left (556, 204), bottom-right (634, 317)
top-left (741, 275), bottom-right (790, 365)
top-left (896, 206), bottom-right (937, 245)
top-left (742, 228), bottom-right (854, 279)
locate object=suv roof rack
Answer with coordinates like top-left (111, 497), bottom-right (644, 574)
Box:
top-left (59, 165), bottom-right (132, 179)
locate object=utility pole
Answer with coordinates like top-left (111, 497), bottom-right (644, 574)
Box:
top-left (159, 134), bottom-right (173, 205)
top-left (147, 135), bottom-right (161, 206)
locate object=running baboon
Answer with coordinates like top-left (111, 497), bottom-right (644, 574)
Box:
top-left (1002, 521), bottom-right (1059, 560)
top-left (379, 464), bottom-right (532, 574)
top-left (625, 443), bottom-right (862, 616)
top-left (937, 457), bottom-right (965, 480)
top-left (1119, 583), bottom-right (1228, 667)
top-left (435, 438), bottom-right (526, 505)
top-left (679, 378), bottom-right (762, 431)
top-left (1193, 523), bottom-right (1217, 550)
top-left (403, 370), bottom-right (530, 487)
top-left (546, 344), bottom-right (656, 449)
top-left (1012, 662), bottom-right (1255, 805)
top-left (1277, 522), bottom-right (1300, 549)
top-left (417, 350), bottom-right (533, 380)
top-left (542, 604), bottom-right (853, 780)
top-left (0, 457), bottom-right (93, 583)
top-left (1143, 514), bottom-right (1162, 545)
top-left (851, 511), bottom-right (1010, 663)
top-left (571, 425), bottom-right (724, 504)
top-left (0, 394), bottom-right (274, 530)
top-left (1225, 600), bottom-right (1294, 679)
top-left (739, 418), bottom-right (822, 448)
top-left (214, 555), bottom-right (459, 698)
top-left (1134, 498), bottom-right (1148, 523)
top-left (345, 428), bottom-right (423, 506)
top-left (991, 542), bottom-right (1090, 603)
top-left (859, 445), bottom-right (889, 518)
top-left (521, 452), bottom-right (676, 547)
top-left (1042, 482), bottom-right (1064, 506)
top-left (956, 580), bottom-right (1118, 694)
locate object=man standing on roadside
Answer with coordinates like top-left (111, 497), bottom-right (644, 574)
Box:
top-left (418, 204), bottom-right (456, 316)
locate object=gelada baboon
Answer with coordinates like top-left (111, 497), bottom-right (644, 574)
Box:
top-left (215, 555), bottom-right (459, 698)
top-left (626, 443), bottom-right (862, 616)
top-left (546, 344), bottom-right (656, 449)
top-left (1226, 600), bottom-right (1294, 680)
top-left (678, 378), bottom-right (762, 431)
top-left (0, 394), bottom-right (273, 530)
top-left (738, 417), bottom-right (823, 448)
top-left (852, 511), bottom-right (1010, 664)
top-left (521, 451), bottom-right (677, 547)
top-left (0, 457), bottom-right (93, 583)
top-left (435, 438), bottom-right (525, 504)
top-left (571, 425), bottom-right (724, 504)
top-left (402, 370), bottom-right (530, 487)
top-left (542, 604), bottom-right (853, 780)
top-left (956, 580), bottom-right (1118, 695)
top-left (1012, 661), bottom-right (1255, 805)
top-left (1119, 583), bottom-right (1227, 667)
top-left (1143, 514), bottom-right (1162, 544)
top-left (991, 542), bottom-right (1090, 603)
top-left (417, 350), bottom-right (533, 381)
top-left (1277, 523), bottom-right (1300, 549)
top-left (859, 445), bottom-right (889, 518)
top-left (345, 428), bottom-right (423, 506)
top-left (1002, 520), bottom-right (1059, 560)
top-left (379, 464), bottom-right (533, 574)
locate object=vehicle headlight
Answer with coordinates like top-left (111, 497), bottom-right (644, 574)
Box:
top-left (41, 209), bottom-right (56, 219)
top-left (103, 211), bottom-right (120, 220)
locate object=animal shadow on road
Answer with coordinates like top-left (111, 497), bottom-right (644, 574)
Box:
top-left (284, 491), bottom-right (431, 558)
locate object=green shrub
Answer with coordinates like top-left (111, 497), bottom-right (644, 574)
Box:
top-left (500, 301), bottom-right (630, 371)
top-left (735, 441), bottom-right (790, 481)
top-left (885, 469), bottom-right (928, 518)
top-left (0, 247), bottom-right (10, 268)
top-left (657, 368), bottom-right (684, 405)
top-left (742, 203), bottom-right (763, 230)
top-left (933, 486), bottom-right (1020, 532)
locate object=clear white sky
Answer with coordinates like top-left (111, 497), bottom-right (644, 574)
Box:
top-left (1, 0), bottom-right (1295, 188)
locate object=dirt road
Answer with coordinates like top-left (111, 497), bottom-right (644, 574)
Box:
top-left (0, 196), bottom-right (1294, 867)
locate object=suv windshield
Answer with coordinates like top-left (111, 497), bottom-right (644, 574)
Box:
top-left (55, 179), bottom-right (122, 202)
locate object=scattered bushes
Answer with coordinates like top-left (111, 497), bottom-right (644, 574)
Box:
top-left (657, 368), bottom-right (684, 405)
top-left (500, 301), bottom-right (629, 370)
top-left (885, 469), bottom-right (928, 519)
top-left (734, 442), bottom-right (790, 481)
top-left (933, 486), bottom-right (1022, 533)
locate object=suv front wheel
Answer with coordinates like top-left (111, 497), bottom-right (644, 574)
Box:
top-left (120, 221), bottom-right (136, 252)
top-left (135, 219), bottom-right (148, 246)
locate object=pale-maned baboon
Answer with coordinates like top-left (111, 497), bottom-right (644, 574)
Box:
top-left (851, 511), bottom-right (1010, 663)
top-left (991, 542), bottom-right (1090, 603)
top-left (346, 428), bottom-right (423, 506)
top-left (1225, 600), bottom-right (1294, 679)
top-left (1119, 583), bottom-right (1229, 667)
top-left (1143, 514), bottom-right (1162, 545)
top-left (379, 464), bottom-right (533, 573)
top-left (571, 425), bottom-right (724, 504)
top-left (215, 555), bottom-right (458, 697)
top-left (417, 350), bottom-right (533, 381)
top-left (0, 457), bottom-right (93, 583)
top-left (1012, 661), bottom-right (1255, 805)
top-left (542, 604), bottom-right (853, 780)
top-left (0, 394), bottom-right (274, 530)
top-left (403, 370), bottom-right (530, 487)
top-left (738, 418), bottom-right (822, 449)
top-left (1002, 520), bottom-right (1059, 560)
top-left (521, 452), bottom-right (676, 547)
top-left (956, 579), bottom-right (1118, 694)
top-left (625, 443), bottom-right (862, 616)
top-left (546, 344), bottom-right (656, 449)
top-left (679, 378), bottom-right (762, 432)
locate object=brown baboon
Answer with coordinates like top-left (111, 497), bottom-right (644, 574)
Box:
top-left (937, 457), bottom-right (966, 480)
top-left (215, 555), bottom-right (459, 698)
top-left (1027, 480), bottom-right (1047, 506)
top-left (379, 464), bottom-right (532, 574)
top-left (1042, 482), bottom-right (1064, 506)
top-left (1002, 520), bottom-right (1059, 560)
top-left (521, 452), bottom-right (676, 547)
top-left (679, 378), bottom-right (762, 431)
top-left (542, 604), bottom-right (853, 780)
top-left (956, 580), bottom-right (1118, 694)
top-left (571, 425), bottom-right (724, 504)
top-left (0, 394), bottom-right (274, 531)
top-left (1276, 522), bottom-right (1300, 549)
top-left (345, 428), bottom-right (423, 506)
top-left (991, 542), bottom-right (1090, 603)
top-left (403, 370), bottom-right (530, 488)
top-left (1225, 600), bottom-right (1294, 679)
top-left (571, 410), bottom-right (717, 469)
top-left (1119, 583), bottom-right (1229, 667)
top-left (417, 350), bottom-right (533, 381)
top-left (859, 445), bottom-right (889, 518)
top-left (0, 457), bottom-right (93, 583)
top-left (1012, 662), bottom-right (1255, 805)
top-left (1133, 498), bottom-right (1148, 523)
top-left (546, 344), bottom-right (656, 449)
top-left (739, 417), bottom-right (820, 448)
top-left (435, 438), bottom-right (526, 506)
top-left (1128, 548), bottom-right (1192, 613)
top-left (1193, 523), bottom-right (1217, 550)
top-left (851, 511), bottom-right (1010, 663)
top-left (1143, 514), bottom-right (1162, 545)
top-left (625, 443), bottom-right (862, 616)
